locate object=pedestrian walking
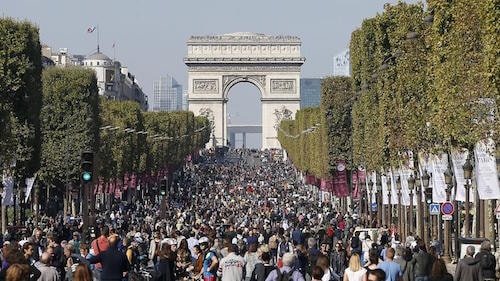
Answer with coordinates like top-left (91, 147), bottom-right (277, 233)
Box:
top-left (454, 245), bottom-right (480, 281)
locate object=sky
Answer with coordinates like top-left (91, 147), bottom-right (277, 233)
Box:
top-left (4, 0), bottom-right (421, 147)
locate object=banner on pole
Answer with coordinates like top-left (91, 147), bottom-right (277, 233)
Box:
top-left (474, 139), bottom-right (500, 199)
top-left (451, 148), bottom-right (473, 202)
top-left (430, 153), bottom-right (448, 203)
top-left (24, 173), bottom-right (37, 203)
top-left (1, 170), bottom-right (14, 206)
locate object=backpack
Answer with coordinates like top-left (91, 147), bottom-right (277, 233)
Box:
top-left (250, 264), bottom-right (276, 281)
top-left (278, 241), bottom-right (290, 258)
top-left (480, 252), bottom-right (495, 270)
top-left (276, 268), bottom-right (295, 281)
top-left (350, 236), bottom-right (360, 249)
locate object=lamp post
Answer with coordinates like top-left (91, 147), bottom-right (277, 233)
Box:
top-left (387, 174), bottom-right (392, 228)
top-left (368, 179), bottom-right (373, 226)
top-left (376, 174), bottom-right (382, 228)
top-left (463, 156), bottom-right (473, 237)
top-left (408, 174), bottom-right (415, 237)
top-left (416, 173), bottom-right (423, 240)
top-left (422, 170), bottom-right (431, 245)
top-left (359, 176), bottom-right (366, 224)
top-left (396, 176), bottom-right (402, 242)
top-left (443, 167), bottom-right (453, 262)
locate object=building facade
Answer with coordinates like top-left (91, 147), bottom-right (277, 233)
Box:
top-left (42, 45), bottom-right (148, 111)
top-left (150, 75), bottom-right (184, 112)
top-left (333, 49), bottom-right (350, 77)
top-left (300, 78), bottom-right (322, 108)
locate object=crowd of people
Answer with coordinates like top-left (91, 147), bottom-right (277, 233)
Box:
top-left (0, 148), bottom-right (498, 281)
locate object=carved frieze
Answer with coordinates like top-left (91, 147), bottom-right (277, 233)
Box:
top-left (188, 65), bottom-right (301, 72)
top-left (271, 79), bottom-right (295, 93)
top-left (193, 79), bottom-right (218, 93)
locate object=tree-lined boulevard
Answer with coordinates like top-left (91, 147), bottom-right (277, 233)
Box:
top-left (0, 0), bottom-right (500, 280)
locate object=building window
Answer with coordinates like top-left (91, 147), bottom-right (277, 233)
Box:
top-left (97, 61), bottom-right (100, 66)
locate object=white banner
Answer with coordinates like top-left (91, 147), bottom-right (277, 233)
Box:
top-left (399, 168), bottom-right (416, 206)
top-left (1, 170), bottom-right (14, 206)
top-left (382, 175), bottom-right (389, 205)
top-left (418, 153), bottom-right (432, 202)
top-left (474, 139), bottom-right (500, 199)
top-left (366, 171), bottom-right (377, 203)
top-left (451, 148), bottom-right (473, 202)
top-left (430, 153), bottom-right (448, 203)
top-left (24, 173), bottom-right (37, 203)
top-left (390, 170), bottom-right (399, 205)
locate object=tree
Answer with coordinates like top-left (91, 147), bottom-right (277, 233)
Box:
top-left (0, 18), bottom-right (42, 180)
top-left (40, 68), bottom-right (100, 190)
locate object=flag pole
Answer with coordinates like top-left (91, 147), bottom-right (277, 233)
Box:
top-left (97, 24), bottom-right (100, 52)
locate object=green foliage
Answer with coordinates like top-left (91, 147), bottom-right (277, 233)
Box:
top-left (40, 67), bottom-right (100, 187)
top-left (482, 0), bottom-right (500, 144)
top-left (278, 107), bottom-right (326, 178)
top-left (429, 0), bottom-right (494, 149)
top-left (321, 77), bottom-right (354, 173)
top-left (0, 18), bottom-right (42, 179)
top-left (99, 99), bottom-right (145, 181)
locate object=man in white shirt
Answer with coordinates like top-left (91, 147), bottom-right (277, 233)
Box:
top-left (218, 244), bottom-right (245, 281)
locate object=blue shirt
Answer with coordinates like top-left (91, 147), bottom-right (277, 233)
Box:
top-left (203, 251), bottom-right (217, 277)
top-left (378, 260), bottom-right (402, 281)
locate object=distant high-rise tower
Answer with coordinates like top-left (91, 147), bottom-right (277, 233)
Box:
top-left (333, 49), bottom-right (350, 77)
top-left (151, 75), bottom-right (183, 112)
top-left (300, 78), bottom-right (323, 108)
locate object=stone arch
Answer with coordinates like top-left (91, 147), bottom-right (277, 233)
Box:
top-left (185, 32), bottom-right (305, 149)
top-left (222, 75), bottom-right (266, 99)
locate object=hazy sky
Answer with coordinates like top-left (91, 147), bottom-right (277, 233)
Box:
top-left (4, 0), bottom-right (421, 93)
top-left (4, 0), bottom-right (421, 147)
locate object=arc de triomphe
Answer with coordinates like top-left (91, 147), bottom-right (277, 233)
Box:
top-left (185, 32), bottom-right (305, 149)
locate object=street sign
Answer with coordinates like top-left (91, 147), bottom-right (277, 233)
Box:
top-left (372, 202), bottom-right (378, 212)
top-left (442, 201), bottom-right (454, 215)
top-left (442, 214), bottom-right (453, 221)
top-left (429, 203), bottom-right (441, 215)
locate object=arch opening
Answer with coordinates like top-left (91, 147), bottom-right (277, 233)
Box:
top-left (226, 82), bottom-right (262, 149)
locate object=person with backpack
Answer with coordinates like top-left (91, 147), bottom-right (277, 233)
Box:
top-left (251, 251), bottom-right (275, 281)
top-left (265, 252), bottom-right (304, 281)
top-left (277, 236), bottom-right (292, 269)
top-left (475, 239), bottom-right (496, 281)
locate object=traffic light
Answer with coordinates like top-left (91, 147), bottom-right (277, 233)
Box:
top-left (159, 179), bottom-right (167, 196)
top-left (425, 188), bottom-right (433, 204)
top-left (81, 151), bottom-right (94, 184)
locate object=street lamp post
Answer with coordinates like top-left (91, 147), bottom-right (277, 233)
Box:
top-left (387, 175), bottom-right (392, 228)
top-left (376, 174), bottom-right (382, 228)
top-left (368, 179), bottom-right (373, 226)
top-left (396, 176), bottom-right (402, 242)
top-left (408, 174), bottom-right (415, 238)
top-left (422, 170), bottom-right (431, 245)
top-left (416, 173), bottom-right (424, 240)
top-left (359, 175), bottom-right (366, 223)
top-left (463, 156), bottom-right (473, 237)
top-left (443, 167), bottom-right (453, 262)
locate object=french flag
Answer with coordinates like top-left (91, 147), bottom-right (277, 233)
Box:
top-left (87, 26), bottom-right (96, 33)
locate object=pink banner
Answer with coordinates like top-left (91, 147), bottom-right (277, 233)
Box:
top-left (333, 160), bottom-right (349, 197)
top-left (320, 179), bottom-right (328, 192)
top-left (130, 174), bottom-right (137, 189)
top-left (352, 171), bottom-right (360, 199)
